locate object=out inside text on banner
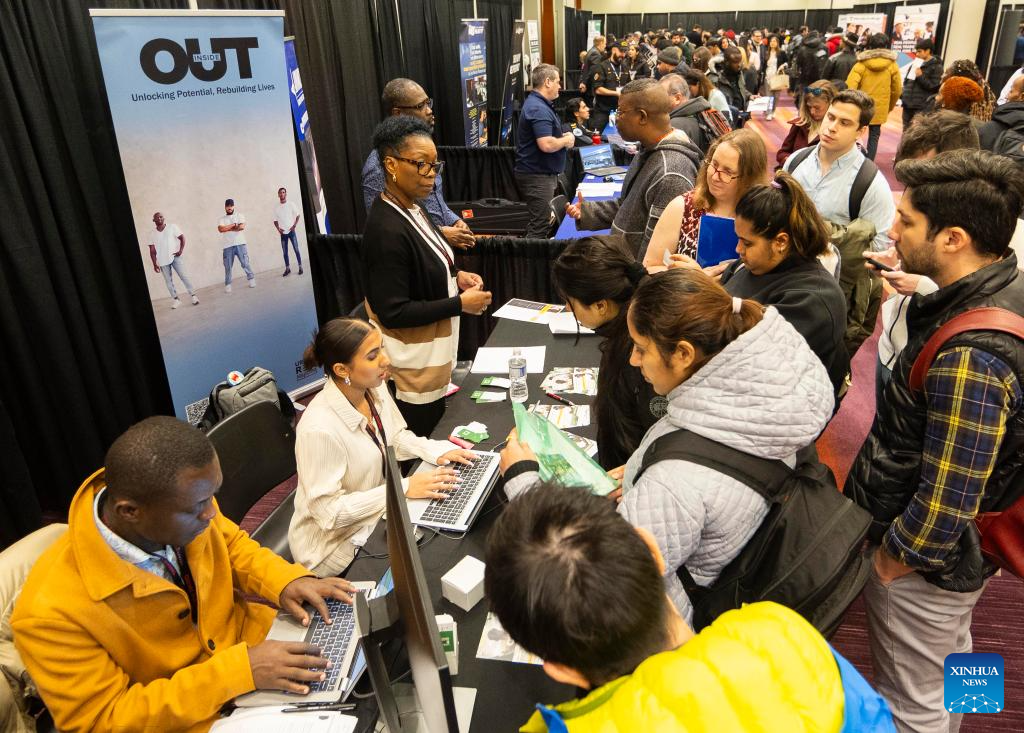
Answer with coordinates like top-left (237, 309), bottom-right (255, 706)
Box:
top-left (91, 10), bottom-right (322, 423)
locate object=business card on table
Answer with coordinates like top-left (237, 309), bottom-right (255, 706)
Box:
top-left (470, 390), bottom-right (506, 403)
top-left (481, 376), bottom-right (511, 388)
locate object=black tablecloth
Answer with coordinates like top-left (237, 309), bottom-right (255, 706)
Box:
top-left (345, 317), bottom-right (603, 732)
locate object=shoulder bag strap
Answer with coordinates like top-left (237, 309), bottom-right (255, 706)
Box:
top-left (909, 307), bottom-right (1024, 394)
top-left (848, 157), bottom-right (878, 221)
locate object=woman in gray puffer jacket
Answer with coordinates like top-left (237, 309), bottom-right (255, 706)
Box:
top-left (501, 269), bottom-right (834, 623)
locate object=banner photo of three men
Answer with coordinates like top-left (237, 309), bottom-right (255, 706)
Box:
top-left (92, 11), bottom-right (321, 422)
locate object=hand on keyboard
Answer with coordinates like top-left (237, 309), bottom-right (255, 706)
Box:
top-left (407, 466), bottom-right (459, 500)
top-left (279, 576), bottom-right (357, 626)
top-left (247, 640), bottom-right (331, 695)
top-left (437, 448), bottom-right (479, 467)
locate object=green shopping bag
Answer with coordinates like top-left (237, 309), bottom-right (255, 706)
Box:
top-left (512, 402), bottom-right (616, 496)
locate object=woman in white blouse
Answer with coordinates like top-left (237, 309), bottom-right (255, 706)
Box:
top-left (288, 317), bottom-right (476, 576)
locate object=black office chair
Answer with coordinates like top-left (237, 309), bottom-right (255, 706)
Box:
top-left (250, 489), bottom-right (296, 562)
top-left (207, 400), bottom-right (296, 525)
top-left (549, 195), bottom-right (568, 237)
top-left (557, 171), bottom-right (574, 199)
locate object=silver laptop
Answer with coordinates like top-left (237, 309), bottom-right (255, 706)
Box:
top-left (579, 143), bottom-right (628, 177)
top-left (235, 579), bottom-right (376, 707)
top-left (406, 450), bottom-right (501, 532)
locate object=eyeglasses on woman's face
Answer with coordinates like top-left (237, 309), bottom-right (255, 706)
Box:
top-left (390, 156), bottom-right (444, 177)
top-left (708, 161), bottom-right (740, 181)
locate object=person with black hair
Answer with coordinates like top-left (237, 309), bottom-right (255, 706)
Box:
top-left (500, 269), bottom-right (834, 625)
top-left (361, 78), bottom-right (474, 250)
top-left (846, 150), bottom-right (1024, 733)
top-left (484, 482), bottom-right (894, 731)
top-left (289, 318), bottom-right (476, 576)
top-left (11, 417), bottom-right (358, 732)
top-left (561, 97), bottom-right (599, 147)
top-left (720, 172), bottom-right (850, 398)
top-left (624, 43), bottom-right (651, 80)
top-left (845, 34), bottom-right (902, 160)
top-left (362, 116), bottom-right (491, 435)
top-left (821, 32), bottom-right (859, 89)
top-left (899, 38), bottom-right (942, 128)
top-left (551, 235), bottom-right (656, 469)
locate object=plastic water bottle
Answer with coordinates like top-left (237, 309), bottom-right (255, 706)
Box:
top-left (508, 348), bottom-right (528, 403)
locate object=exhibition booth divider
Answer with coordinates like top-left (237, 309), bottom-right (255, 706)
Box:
top-left (308, 234), bottom-right (570, 360)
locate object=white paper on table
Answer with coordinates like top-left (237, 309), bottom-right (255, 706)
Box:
top-left (211, 706), bottom-right (357, 733)
top-left (576, 182), bottom-right (622, 198)
top-left (528, 404), bottom-right (591, 429)
top-left (491, 298), bottom-right (564, 325)
top-left (548, 311), bottom-right (595, 335)
top-left (470, 346), bottom-right (546, 374)
top-left (746, 96), bottom-right (771, 113)
top-left (476, 612), bottom-right (543, 665)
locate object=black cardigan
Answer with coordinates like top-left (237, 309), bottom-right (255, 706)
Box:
top-left (361, 197), bottom-right (462, 330)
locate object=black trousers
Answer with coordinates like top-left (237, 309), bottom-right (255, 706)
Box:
top-left (902, 106), bottom-right (919, 130)
top-left (394, 394), bottom-right (446, 437)
top-left (866, 124), bottom-right (881, 161)
top-left (516, 172), bottom-right (558, 239)
top-left (589, 108), bottom-right (611, 136)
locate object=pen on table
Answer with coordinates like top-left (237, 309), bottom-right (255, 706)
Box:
top-left (281, 702), bottom-right (356, 714)
top-left (545, 391), bottom-right (576, 407)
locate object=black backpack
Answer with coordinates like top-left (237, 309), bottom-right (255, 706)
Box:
top-left (788, 145), bottom-right (877, 220)
top-left (992, 126), bottom-right (1024, 169)
top-left (635, 429), bottom-right (872, 638)
top-left (694, 108), bottom-right (731, 149)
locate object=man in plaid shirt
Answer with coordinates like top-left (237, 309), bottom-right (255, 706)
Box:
top-left (846, 149), bottom-right (1024, 733)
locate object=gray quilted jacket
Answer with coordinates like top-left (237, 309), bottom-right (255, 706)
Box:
top-left (506, 307), bottom-right (834, 623)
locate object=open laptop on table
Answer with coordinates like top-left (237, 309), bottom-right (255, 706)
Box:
top-left (406, 450), bottom-right (501, 533)
top-left (579, 143), bottom-right (628, 177)
top-left (234, 572), bottom-right (384, 707)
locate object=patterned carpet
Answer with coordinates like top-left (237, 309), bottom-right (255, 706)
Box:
top-left (241, 103), bottom-right (1024, 728)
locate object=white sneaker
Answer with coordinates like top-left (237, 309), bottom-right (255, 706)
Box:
top-left (191, 294), bottom-right (200, 305)
top-left (248, 279), bottom-right (256, 288)
top-left (225, 284), bottom-right (232, 293)
top-left (171, 298), bottom-right (181, 309)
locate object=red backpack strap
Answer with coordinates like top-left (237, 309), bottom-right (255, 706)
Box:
top-left (909, 307), bottom-right (1024, 393)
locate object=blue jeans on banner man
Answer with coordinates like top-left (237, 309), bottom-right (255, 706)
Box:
top-left (280, 230), bottom-right (302, 268)
top-left (223, 244), bottom-right (255, 286)
top-left (160, 256), bottom-right (194, 299)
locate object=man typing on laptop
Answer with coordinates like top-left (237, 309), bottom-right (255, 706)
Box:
top-left (11, 416), bottom-right (355, 733)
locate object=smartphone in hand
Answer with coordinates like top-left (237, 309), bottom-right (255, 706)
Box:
top-left (865, 257), bottom-right (895, 273)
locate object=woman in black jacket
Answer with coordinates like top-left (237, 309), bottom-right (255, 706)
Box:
top-left (623, 44), bottom-right (651, 81)
top-left (551, 235), bottom-right (658, 469)
top-left (719, 172), bottom-right (850, 400)
top-left (361, 116), bottom-right (491, 435)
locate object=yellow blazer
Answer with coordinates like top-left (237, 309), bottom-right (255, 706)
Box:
top-left (11, 469), bottom-right (311, 732)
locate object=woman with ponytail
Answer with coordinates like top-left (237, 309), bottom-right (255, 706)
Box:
top-left (289, 317), bottom-right (476, 576)
top-left (551, 235), bottom-right (657, 469)
top-left (501, 268), bottom-right (834, 623)
top-left (720, 171), bottom-right (849, 398)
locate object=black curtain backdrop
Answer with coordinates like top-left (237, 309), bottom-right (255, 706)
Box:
top-left (438, 146), bottom-right (522, 201)
top-left (309, 234), bottom-right (570, 360)
top-left (605, 13), bottom-right (643, 38)
top-left (644, 13), bottom-right (669, 31)
top-left (476, 0), bottom-right (516, 145)
top-left (565, 8), bottom-right (589, 69)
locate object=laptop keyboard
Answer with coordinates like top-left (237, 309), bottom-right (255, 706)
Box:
top-left (304, 599), bottom-right (356, 693)
top-left (419, 454), bottom-right (497, 526)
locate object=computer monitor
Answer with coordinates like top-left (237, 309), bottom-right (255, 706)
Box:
top-left (579, 142), bottom-right (615, 171)
top-left (355, 446), bottom-right (459, 732)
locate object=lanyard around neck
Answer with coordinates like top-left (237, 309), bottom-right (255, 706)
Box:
top-left (364, 397), bottom-right (388, 475)
top-left (382, 191), bottom-right (456, 275)
top-left (152, 547), bottom-right (198, 623)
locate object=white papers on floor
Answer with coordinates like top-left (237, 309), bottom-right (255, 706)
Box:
top-left (528, 403), bottom-right (591, 429)
top-left (548, 311), bottom-right (595, 335)
top-left (211, 706), bottom-right (357, 732)
top-left (540, 367), bottom-right (598, 396)
top-left (576, 182), bottom-right (622, 198)
top-left (476, 612), bottom-right (543, 665)
top-left (492, 298), bottom-right (565, 325)
top-left (470, 346), bottom-right (546, 374)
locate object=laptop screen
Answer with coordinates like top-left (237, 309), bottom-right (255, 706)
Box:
top-left (579, 143), bottom-right (616, 171)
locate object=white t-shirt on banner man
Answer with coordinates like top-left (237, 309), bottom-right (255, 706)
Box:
top-left (219, 213), bottom-right (246, 247)
top-left (148, 223), bottom-right (183, 267)
top-left (274, 201), bottom-right (301, 233)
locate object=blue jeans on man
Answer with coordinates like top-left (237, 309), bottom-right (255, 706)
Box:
top-left (160, 256), bottom-right (194, 299)
top-left (280, 230), bottom-right (302, 273)
top-left (223, 244), bottom-right (255, 286)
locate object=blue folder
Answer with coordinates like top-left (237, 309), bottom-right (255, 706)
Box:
top-left (696, 214), bottom-right (739, 268)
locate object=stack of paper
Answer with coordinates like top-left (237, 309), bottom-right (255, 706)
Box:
top-left (540, 367), bottom-right (598, 396)
top-left (491, 298), bottom-right (564, 325)
top-left (211, 707), bottom-right (356, 732)
top-left (470, 346), bottom-right (546, 374)
top-left (528, 403), bottom-right (591, 429)
top-left (548, 311), bottom-right (595, 335)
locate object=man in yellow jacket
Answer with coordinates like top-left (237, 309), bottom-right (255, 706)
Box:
top-left (486, 481), bottom-right (896, 732)
top-left (11, 416), bottom-right (356, 732)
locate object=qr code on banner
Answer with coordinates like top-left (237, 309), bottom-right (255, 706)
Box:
top-left (185, 397), bottom-right (209, 426)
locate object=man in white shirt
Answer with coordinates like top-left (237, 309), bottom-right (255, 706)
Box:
top-left (273, 187), bottom-right (303, 277)
top-left (217, 198), bottom-right (255, 292)
top-left (147, 212), bottom-right (198, 309)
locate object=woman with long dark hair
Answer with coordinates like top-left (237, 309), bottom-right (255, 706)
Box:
top-left (551, 235), bottom-right (656, 469)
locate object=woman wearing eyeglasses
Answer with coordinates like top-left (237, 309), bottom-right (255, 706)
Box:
top-left (776, 80), bottom-right (836, 169)
top-left (361, 116), bottom-right (492, 436)
top-left (643, 129), bottom-right (767, 274)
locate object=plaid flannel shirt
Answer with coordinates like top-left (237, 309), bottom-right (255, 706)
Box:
top-left (884, 346), bottom-right (1023, 569)
top-left (361, 149), bottom-right (460, 227)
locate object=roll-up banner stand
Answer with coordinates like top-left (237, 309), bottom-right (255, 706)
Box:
top-left (586, 20), bottom-right (602, 52)
top-left (285, 38), bottom-right (329, 234)
top-left (836, 13), bottom-right (888, 38)
top-left (459, 19), bottom-right (489, 148)
top-left (892, 4), bottom-right (941, 55)
top-left (499, 20), bottom-right (526, 145)
top-left (90, 10), bottom-right (322, 423)
top-left (525, 20), bottom-right (541, 88)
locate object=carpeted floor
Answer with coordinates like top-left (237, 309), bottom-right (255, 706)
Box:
top-left (242, 102), bottom-right (1024, 728)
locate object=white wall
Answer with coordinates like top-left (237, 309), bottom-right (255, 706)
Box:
top-left (943, 0), bottom-right (986, 62)
top-left (581, 0), bottom-right (855, 14)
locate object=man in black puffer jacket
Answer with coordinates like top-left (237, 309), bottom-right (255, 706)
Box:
top-left (845, 150), bottom-right (1024, 733)
top-left (899, 38), bottom-right (943, 128)
top-left (822, 32), bottom-right (859, 89)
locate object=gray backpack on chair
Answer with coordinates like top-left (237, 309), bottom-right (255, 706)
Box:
top-left (199, 367), bottom-right (295, 431)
